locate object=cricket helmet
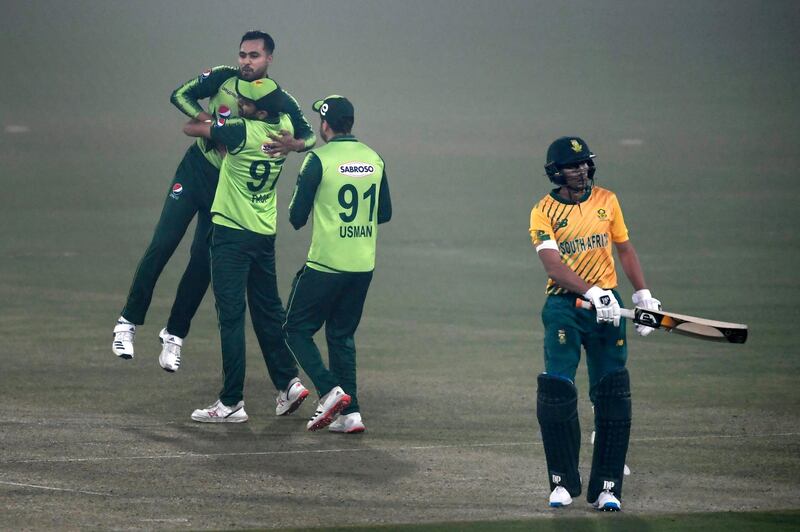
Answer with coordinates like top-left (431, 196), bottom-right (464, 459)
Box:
top-left (544, 136), bottom-right (596, 186)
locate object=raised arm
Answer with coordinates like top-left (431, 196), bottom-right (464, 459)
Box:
top-left (170, 66), bottom-right (238, 120)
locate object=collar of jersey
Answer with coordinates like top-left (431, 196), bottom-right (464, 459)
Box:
top-left (329, 135), bottom-right (358, 142)
top-left (549, 187), bottom-right (592, 205)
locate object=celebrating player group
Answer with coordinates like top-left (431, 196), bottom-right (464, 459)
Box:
top-left (111, 31), bottom-right (391, 434)
top-left (110, 29), bottom-right (744, 513)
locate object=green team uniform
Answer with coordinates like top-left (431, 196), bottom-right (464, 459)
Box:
top-left (209, 113), bottom-right (299, 406)
top-left (283, 136), bottom-right (392, 415)
top-left (120, 66), bottom-right (314, 339)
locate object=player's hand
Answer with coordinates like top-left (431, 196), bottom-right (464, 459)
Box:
top-left (263, 130), bottom-right (302, 156)
top-left (584, 286), bottom-right (621, 327)
top-left (632, 289), bottom-right (661, 336)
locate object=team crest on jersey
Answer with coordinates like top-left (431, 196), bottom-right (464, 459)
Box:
top-left (554, 218), bottom-right (568, 230)
top-left (558, 330), bottom-right (567, 345)
top-left (217, 106), bottom-right (231, 119)
top-left (570, 139), bottom-right (583, 153)
top-left (597, 208), bottom-right (608, 220)
top-left (169, 183), bottom-right (183, 200)
top-left (199, 68), bottom-right (212, 82)
top-left (338, 162), bottom-right (375, 178)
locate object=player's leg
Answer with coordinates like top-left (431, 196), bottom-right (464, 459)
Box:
top-left (584, 293), bottom-right (629, 510)
top-left (282, 267), bottom-right (349, 430)
top-left (208, 225), bottom-right (250, 409)
top-left (325, 271), bottom-right (372, 429)
top-left (114, 146), bottom-right (207, 358)
top-left (538, 294), bottom-right (584, 505)
top-left (246, 235), bottom-right (309, 416)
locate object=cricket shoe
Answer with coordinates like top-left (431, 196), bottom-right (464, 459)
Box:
top-left (592, 490), bottom-right (621, 512)
top-left (191, 399), bottom-right (248, 423)
top-left (158, 328), bottom-right (182, 372)
top-left (307, 386), bottom-right (350, 431)
top-left (275, 377), bottom-right (310, 416)
top-left (112, 319), bottom-right (136, 359)
top-left (548, 486), bottom-right (573, 508)
top-left (328, 412), bottom-right (366, 434)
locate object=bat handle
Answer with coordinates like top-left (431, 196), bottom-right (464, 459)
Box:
top-left (575, 298), bottom-right (636, 319)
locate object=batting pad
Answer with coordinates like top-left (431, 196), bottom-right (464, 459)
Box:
top-left (587, 368), bottom-right (631, 503)
top-left (536, 373), bottom-right (582, 497)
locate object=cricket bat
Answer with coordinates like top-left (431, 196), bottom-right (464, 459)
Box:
top-left (575, 299), bottom-right (748, 344)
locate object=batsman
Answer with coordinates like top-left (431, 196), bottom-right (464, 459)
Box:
top-left (529, 136), bottom-right (661, 511)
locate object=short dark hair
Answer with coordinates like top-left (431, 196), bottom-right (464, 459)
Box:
top-left (240, 31), bottom-right (275, 54)
top-left (327, 117), bottom-right (354, 135)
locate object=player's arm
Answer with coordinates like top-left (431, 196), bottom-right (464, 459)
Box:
top-left (536, 249), bottom-right (591, 295)
top-left (377, 169), bottom-right (392, 224)
top-left (183, 118), bottom-right (246, 153)
top-left (288, 153), bottom-right (322, 229)
top-left (263, 89), bottom-right (317, 156)
top-left (615, 240), bottom-right (647, 292)
top-left (170, 66), bottom-right (238, 120)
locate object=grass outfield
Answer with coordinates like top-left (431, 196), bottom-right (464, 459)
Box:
top-left (288, 511), bottom-right (800, 531)
top-left (2, 1), bottom-right (799, 530)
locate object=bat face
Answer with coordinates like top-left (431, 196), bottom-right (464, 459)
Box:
top-left (633, 308), bottom-right (748, 344)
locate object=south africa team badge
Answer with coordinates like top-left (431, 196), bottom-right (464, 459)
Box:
top-left (170, 183), bottom-right (183, 200)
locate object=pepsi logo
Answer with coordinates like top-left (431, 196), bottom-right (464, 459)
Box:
top-left (169, 183), bottom-right (184, 200)
top-left (201, 69), bottom-right (211, 78)
top-left (218, 106), bottom-right (231, 118)
top-left (215, 118), bottom-right (226, 127)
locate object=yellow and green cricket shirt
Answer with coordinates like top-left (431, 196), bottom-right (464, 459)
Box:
top-left (209, 114), bottom-right (294, 235)
top-left (529, 186), bottom-right (629, 294)
top-left (170, 66), bottom-right (315, 169)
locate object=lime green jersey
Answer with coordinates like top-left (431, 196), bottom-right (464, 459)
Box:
top-left (289, 136), bottom-right (392, 272)
top-left (210, 114), bottom-right (294, 235)
top-left (170, 66), bottom-right (315, 168)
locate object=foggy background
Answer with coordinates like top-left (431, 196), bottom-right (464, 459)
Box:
top-left (1, 0), bottom-right (798, 357)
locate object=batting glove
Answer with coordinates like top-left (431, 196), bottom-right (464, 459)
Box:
top-left (632, 289), bottom-right (662, 336)
top-left (584, 286), bottom-right (621, 327)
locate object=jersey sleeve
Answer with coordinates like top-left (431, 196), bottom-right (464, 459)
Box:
top-left (170, 66), bottom-right (238, 119)
top-left (377, 168), bottom-right (392, 224)
top-left (530, 202), bottom-right (558, 252)
top-left (609, 193), bottom-right (630, 243)
top-left (289, 152), bottom-right (322, 229)
top-left (281, 89), bottom-right (317, 151)
top-left (210, 118), bottom-right (247, 153)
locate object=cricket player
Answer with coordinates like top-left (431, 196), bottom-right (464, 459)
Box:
top-left (529, 137), bottom-right (661, 511)
top-left (181, 78), bottom-right (308, 422)
top-left (283, 95), bottom-right (392, 433)
top-left (112, 31), bottom-right (315, 373)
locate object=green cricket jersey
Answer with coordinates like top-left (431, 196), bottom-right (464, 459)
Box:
top-left (209, 115), bottom-right (294, 235)
top-left (289, 136), bottom-right (392, 272)
top-left (171, 66), bottom-right (315, 168)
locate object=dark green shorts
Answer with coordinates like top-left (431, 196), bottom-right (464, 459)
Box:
top-left (541, 291), bottom-right (627, 400)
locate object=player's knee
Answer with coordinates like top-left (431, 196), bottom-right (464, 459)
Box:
top-left (592, 368), bottom-right (631, 420)
top-left (537, 373), bottom-right (578, 423)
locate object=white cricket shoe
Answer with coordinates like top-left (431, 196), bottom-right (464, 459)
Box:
top-left (112, 320), bottom-right (136, 359)
top-left (548, 486), bottom-right (573, 507)
top-left (592, 490), bottom-right (621, 512)
top-left (275, 377), bottom-right (310, 416)
top-left (191, 399), bottom-right (248, 423)
top-left (328, 412), bottom-right (366, 434)
top-left (158, 328), bottom-right (182, 372)
top-left (307, 386), bottom-right (350, 431)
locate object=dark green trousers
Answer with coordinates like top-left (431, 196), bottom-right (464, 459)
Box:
top-left (211, 224), bottom-right (298, 406)
top-left (121, 144), bottom-right (218, 338)
top-left (282, 265), bottom-right (373, 415)
top-left (541, 291), bottom-right (627, 402)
